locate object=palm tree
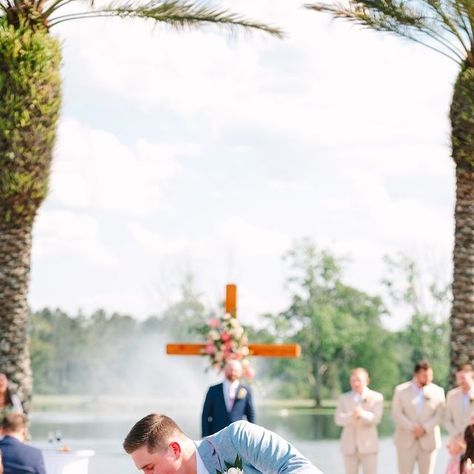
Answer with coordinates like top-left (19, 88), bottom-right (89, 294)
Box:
top-left (0, 0), bottom-right (281, 409)
top-left (305, 0), bottom-right (474, 375)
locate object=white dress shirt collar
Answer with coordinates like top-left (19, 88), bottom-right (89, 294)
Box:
top-left (352, 388), bottom-right (368, 404)
top-left (196, 445), bottom-right (210, 474)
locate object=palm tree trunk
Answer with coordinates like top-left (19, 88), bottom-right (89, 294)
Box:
top-left (0, 222), bottom-right (33, 410)
top-left (0, 26), bottom-right (61, 406)
top-left (450, 165), bottom-right (474, 371)
top-left (449, 65), bottom-right (474, 374)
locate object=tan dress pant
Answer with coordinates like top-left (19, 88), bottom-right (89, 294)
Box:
top-left (343, 453), bottom-right (377, 474)
top-left (396, 444), bottom-right (438, 474)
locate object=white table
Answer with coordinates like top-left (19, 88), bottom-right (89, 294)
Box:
top-left (42, 449), bottom-right (95, 474)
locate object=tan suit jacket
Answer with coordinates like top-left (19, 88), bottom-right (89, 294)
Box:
top-left (444, 387), bottom-right (474, 438)
top-left (392, 381), bottom-right (445, 452)
top-left (335, 388), bottom-right (384, 455)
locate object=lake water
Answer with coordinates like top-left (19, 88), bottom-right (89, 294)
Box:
top-left (28, 405), bottom-right (451, 474)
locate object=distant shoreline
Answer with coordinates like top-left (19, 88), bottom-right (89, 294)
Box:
top-left (30, 394), bottom-right (392, 413)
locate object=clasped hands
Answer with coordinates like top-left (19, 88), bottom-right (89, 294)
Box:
top-left (352, 406), bottom-right (364, 421)
top-left (412, 424), bottom-right (426, 438)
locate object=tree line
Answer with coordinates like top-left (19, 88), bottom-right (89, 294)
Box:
top-left (28, 240), bottom-right (450, 406)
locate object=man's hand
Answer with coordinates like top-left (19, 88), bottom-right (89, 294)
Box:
top-left (352, 406), bottom-right (363, 421)
top-left (412, 424), bottom-right (426, 438)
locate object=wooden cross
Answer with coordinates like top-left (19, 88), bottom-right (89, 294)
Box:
top-left (166, 284), bottom-right (301, 358)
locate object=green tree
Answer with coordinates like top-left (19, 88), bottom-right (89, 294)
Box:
top-left (0, 1), bottom-right (282, 406)
top-left (29, 274), bottom-right (214, 395)
top-left (305, 0), bottom-right (474, 375)
top-left (153, 273), bottom-right (211, 340)
top-left (382, 254), bottom-right (450, 387)
top-left (29, 308), bottom-right (90, 394)
top-left (266, 239), bottom-right (393, 406)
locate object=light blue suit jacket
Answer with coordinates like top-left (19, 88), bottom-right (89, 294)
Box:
top-left (196, 421), bottom-right (322, 474)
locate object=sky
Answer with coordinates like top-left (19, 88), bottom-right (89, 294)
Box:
top-left (29, 0), bottom-right (458, 330)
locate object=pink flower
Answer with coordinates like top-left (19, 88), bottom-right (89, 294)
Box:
top-left (205, 343), bottom-right (216, 355)
top-left (243, 366), bottom-right (256, 380)
top-left (209, 319), bottom-right (220, 328)
top-left (221, 332), bottom-right (231, 342)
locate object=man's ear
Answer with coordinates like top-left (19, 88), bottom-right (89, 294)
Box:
top-left (168, 442), bottom-right (182, 458)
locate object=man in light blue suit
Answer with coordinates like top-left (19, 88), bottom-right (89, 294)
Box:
top-left (123, 413), bottom-right (322, 473)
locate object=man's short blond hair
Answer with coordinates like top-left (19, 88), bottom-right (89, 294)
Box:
top-left (351, 367), bottom-right (369, 379)
top-left (123, 413), bottom-right (184, 454)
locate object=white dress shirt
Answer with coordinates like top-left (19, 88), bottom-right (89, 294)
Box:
top-left (223, 380), bottom-right (239, 412)
top-left (412, 381), bottom-right (425, 414)
top-left (196, 446), bottom-right (210, 474)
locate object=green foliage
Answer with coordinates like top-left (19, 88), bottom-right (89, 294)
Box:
top-left (0, 0), bottom-right (283, 36)
top-left (28, 255), bottom-right (450, 399)
top-left (261, 242), bottom-right (450, 404)
top-left (382, 253), bottom-right (451, 388)
top-left (156, 273), bottom-right (212, 340)
top-left (29, 275), bottom-right (210, 395)
top-left (29, 308), bottom-right (140, 394)
top-left (0, 24), bottom-right (61, 225)
top-left (305, 0), bottom-right (474, 65)
top-left (217, 454), bottom-right (243, 473)
top-left (261, 239), bottom-right (396, 405)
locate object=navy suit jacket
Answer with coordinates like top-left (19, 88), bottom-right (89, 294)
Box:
top-left (201, 382), bottom-right (255, 437)
top-left (0, 436), bottom-right (46, 474)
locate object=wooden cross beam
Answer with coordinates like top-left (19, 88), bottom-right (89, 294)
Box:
top-left (166, 284), bottom-right (301, 358)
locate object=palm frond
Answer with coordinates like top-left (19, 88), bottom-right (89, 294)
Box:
top-left (47, 0), bottom-right (283, 37)
top-left (305, 0), bottom-right (474, 64)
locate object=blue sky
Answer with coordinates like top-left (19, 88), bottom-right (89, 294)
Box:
top-left (29, 0), bottom-right (457, 329)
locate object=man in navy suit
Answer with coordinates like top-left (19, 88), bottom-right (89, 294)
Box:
top-left (0, 413), bottom-right (46, 474)
top-left (201, 359), bottom-right (255, 437)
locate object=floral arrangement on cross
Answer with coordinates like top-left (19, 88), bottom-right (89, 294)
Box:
top-left (203, 313), bottom-right (255, 380)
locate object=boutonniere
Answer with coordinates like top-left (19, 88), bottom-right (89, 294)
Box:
top-left (423, 391), bottom-right (431, 401)
top-left (362, 396), bottom-right (368, 403)
top-left (469, 395), bottom-right (474, 404)
top-left (237, 388), bottom-right (247, 399)
top-left (217, 455), bottom-right (243, 474)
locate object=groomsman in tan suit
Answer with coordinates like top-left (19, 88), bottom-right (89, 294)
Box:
top-left (444, 364), bottom-right (474, 446)
top-left (392, 360), bottom-right (445, 474)
top-left (335, 368), bottom-right (384, 474)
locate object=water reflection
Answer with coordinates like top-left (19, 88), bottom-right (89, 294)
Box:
top-left (30, 409), bottom-right (396, 443)
top-left (258, 409), bottom-right (395, 440)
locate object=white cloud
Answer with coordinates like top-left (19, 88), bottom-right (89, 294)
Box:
top-left (214, 217), bottom-right (292, 257)
top-left (32, 209), bottom-right (117, 266)
top-left (129, 223), bottom-right (207, 257)
top-left (50, 117), bottom-right (196, 215)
